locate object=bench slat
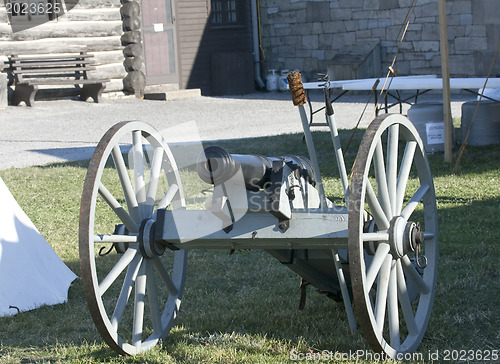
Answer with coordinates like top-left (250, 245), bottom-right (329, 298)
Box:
top-left (10, 54), bottom-right (94, 62)
top-left (13, 66), bottom-right (95, 75)
top-left (11, 60), bottom-right (93, 68)
top-left (20, 78), bottom-right (108, 85)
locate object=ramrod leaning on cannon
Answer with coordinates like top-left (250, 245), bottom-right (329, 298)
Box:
top-left (79, 71), bottom-right (438, 358)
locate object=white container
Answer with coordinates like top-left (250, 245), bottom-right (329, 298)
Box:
top-left (407, 103), bottom-right (447, 154)
top-left (461, 101), bottom-right (500, 146)
top-left (278, 69), bottom-right (289, 92)
top-left (266, 69), bottom-right (278, 91)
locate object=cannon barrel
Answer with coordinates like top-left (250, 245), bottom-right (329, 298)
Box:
top-left (196, 146), bottom-right (316, 190)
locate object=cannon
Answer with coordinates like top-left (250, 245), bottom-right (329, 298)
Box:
top-left (79, 72), bottom-right (438, 358)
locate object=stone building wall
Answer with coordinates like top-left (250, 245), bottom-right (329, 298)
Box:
top-left (259, 0), bottom-right (499, 81)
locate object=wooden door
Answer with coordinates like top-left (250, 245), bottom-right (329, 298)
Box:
top-left (141, 0), bottom-right (179, 85)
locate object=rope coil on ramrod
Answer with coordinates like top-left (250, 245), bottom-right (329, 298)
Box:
top-left (287, 71), bottom-right (307, 106)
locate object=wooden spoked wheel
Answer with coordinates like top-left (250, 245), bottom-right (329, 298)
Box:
top-left (348, 114), bottom-right (438, 358)
top-left (79, 121), bottom-right (187, 355)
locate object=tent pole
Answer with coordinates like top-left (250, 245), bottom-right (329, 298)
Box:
top-left (438, 0), bottom-right (453, 163)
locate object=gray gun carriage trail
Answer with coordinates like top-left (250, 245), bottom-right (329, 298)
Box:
top-left (74, 73), bottom-right (473, 359)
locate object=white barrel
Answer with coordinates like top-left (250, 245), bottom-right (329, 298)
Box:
top-left (407, 103), bottom-right (447, 153)
top-left (461, 101), bottom-right (500, 146)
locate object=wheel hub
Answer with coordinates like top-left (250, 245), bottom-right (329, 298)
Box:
top-left (138, 218), bottom-right (165, 259)
top-left (388, 216), bottom-right (424, 259)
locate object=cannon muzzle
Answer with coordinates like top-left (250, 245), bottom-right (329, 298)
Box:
top-left (196, 146), bottom-right (315, 190)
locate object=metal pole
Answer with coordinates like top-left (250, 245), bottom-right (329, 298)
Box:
top-left (438, 0), bottom-right (453, 163)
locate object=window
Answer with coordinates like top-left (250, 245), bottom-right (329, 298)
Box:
top-left (210, 0), bottom-right (242, 28)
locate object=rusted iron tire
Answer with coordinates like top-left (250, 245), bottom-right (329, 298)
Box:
top-left (348, 114), bottom-right (438, 358)
top-left (79, 121), bottom-right (187, 355)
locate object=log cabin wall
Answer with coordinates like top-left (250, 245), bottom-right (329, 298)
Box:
top-left (0, 0), bottom-right (126, 94)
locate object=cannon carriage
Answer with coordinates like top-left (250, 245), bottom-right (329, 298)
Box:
top-left (79, 72), bottom-right (438, 358)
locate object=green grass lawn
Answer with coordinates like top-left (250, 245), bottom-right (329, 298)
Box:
top-left (0, 128), bottom-right (499, 363)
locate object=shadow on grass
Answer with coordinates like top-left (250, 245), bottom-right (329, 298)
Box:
top-left (0, 128), bottom-right (498, 362)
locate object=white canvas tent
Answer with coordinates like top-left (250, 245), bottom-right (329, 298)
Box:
top-left (0, 177), bottom-right (77, 317)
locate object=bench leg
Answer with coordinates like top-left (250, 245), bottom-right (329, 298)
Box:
top-left (12, 84), bottom-right (37, 106)
top-left (80, 83), bottom-right (106, 103)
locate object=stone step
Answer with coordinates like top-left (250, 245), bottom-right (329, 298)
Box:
top-left (144, 88), bottom-right (201, 101)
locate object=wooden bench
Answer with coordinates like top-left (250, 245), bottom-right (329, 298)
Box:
top-left (9, 52), bottom-right (109, 106)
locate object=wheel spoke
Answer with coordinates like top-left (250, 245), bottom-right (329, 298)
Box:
top-left (98, 182), bottom-right (139, 233)
top-left (112, 145), bottom-right (140, 223)
top-left (362, 232), bottom-right (389, 242)
top-left (396, 259), bottom-right (418, 336)
top-left (387, 259), bottom-right (400, 349)
top-left (366, 181), bottom-right (390, 230)
top-left (133, 259), bottom-right (147, 348)
top-left (145, 147), bottom-right (164, 217)
top-left (401, 184), bottom-right (430, 220)
top-left (94, 234), bottom-right (137, 244)
top-left (395, 141), bottom-right (417, 215)
top-left (401, 256), bottom-right (430, 294)
top-left (153, 257), bottom-right (179, 296)
top-left (386, 124), bottom-right (399, 216)
top-left (146, 258), bottom-right (163, 335)
top-left (99, 247), bottom-right (138, 296)
top-left (374, 139), bottom-right (392, 219)
top-left (157, 183), bottom-right (179, 211)
top-left (111, 253), bottom-right (143, 331)
top-left (365, 243), bottom-right (391, 291)
top-left (374, 255), bottom-right (392, 335)
top-left (132, 130), bottom-right (147, 208)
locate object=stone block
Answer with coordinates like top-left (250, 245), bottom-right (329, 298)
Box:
top-left (306, 2), bottom-right (330, 22)
top-left (451, 0), bottom-right (471, 15)
top-left (486, 25), bottom-right (500, 48)
top-left (312, 49), bottom-right (325, 60)
top-left (0, 73), bottom-right (7, 109)
top-left (447, 25), bottom-right (465, 39)
top-left (362, 0), bottom-right (379, 10)
top-left (339, 0), bottom-right (362, 8)
top-left (413, 41), bottom-right (440, 52)
top-left (474, 51), bottom-right (500, 76)
top-left (302, 35), bottom-right (319, 50)
top-left (356, 30), bottom-right (372, 39)
top-left (449, 55), bottom-right (476, 76)
top-left (455, 37), bottom-right (487, 53)
top-left (465, 25), bottom-right (486, 37)
top-left (330, 8), bottom-right (352, 20)
top-left (380, 0), bottom-right (399, 10)
top-left (312, 22), bottom-right (323, 34)
top-left (323, 21), bottom-right (345, 33)
top-left (378, 18), bottom-right (391, 28)
top-left (472, 0), bottom-right (500, 25)
top-left (352, 10), bottom-right (375, 19)
top-left (319, 34), bottom-right (333, 48)
top-left (459, 14), bottom-right (473, 26)
top-left (421, 23), bottom-right (439, 40)
top-left (345, 20), bottom-right (359, 32)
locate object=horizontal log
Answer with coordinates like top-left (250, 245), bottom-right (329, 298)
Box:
top-left (72, 0), bottom-right (121, 9)
top-left (0, 36), bottom-right (123, 54)
top-left (93, 62), bottom-right (127, 79)
top-left (104, 78), bottom-right (125, 92)
top-left (91, 50), bottom-right (124, 66)
top-left (0, 21), bottom-right (123, 41)
top-left (58, 8), bottom-right (121, 22)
